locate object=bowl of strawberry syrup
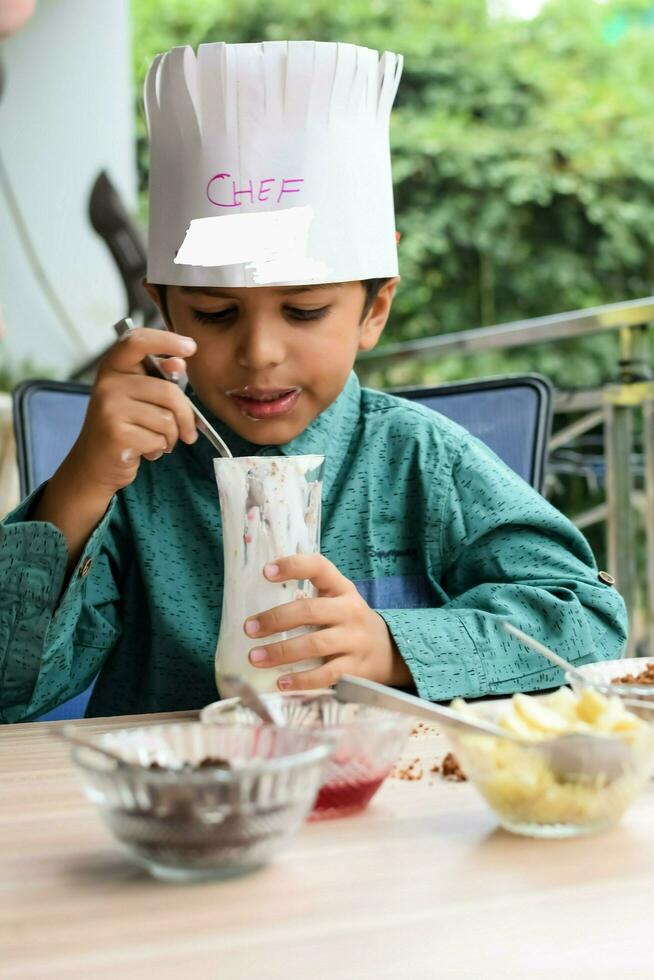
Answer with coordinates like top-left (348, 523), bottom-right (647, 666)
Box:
top-left (201, 692), bottom-right (413, 819)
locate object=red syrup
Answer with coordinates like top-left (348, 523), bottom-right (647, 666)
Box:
top-left (310, 772), bottom-right (389, 820)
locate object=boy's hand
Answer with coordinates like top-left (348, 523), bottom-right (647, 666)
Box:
top-left (33, 327), bottom-right (200, 576)
top-left (66, 327), bottom-right (199, 501)
top-left (244, 555), bottom-right (412, 691)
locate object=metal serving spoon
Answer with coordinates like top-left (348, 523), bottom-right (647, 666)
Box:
top-left (51, 725), bottom-right (132, 767)
top-left (113, 317), bottom-right (232, 459)
top-left (334, 675), bottom-right (637, 783)
top-left (53, 725), bottom-right (194, 771)
top-left (502, 622), bottom-right (606, 690)
top-left (502, 621), bottom-right (654, 713)
top-left (219, 675), bottom-right (286, 726)
top-left (336, 675), bottom-right (515, 740)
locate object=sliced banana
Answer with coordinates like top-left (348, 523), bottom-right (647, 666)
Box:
top-left (452, 687), bottom-right (645, 740)
top-left (513, 692), bottom-right (569, 734)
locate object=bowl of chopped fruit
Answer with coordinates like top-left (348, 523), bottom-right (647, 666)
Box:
top-left (444, 687), bottom-right (654, 838)
top-left (71, 722), bottom-right (331, 881)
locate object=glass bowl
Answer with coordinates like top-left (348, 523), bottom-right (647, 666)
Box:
top-left (443, 701), bottom-right (654, 838)
top-left (201, 692), bottom-right (413, 819)
top-left (566, 658), bottom-right (654, 708)
top-left (71, 722), bottom-right (331, 881)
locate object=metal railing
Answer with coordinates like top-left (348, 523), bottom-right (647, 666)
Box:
top-left (357, 296), bottom-right (654, 656)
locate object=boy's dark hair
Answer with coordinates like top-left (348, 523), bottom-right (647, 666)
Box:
top-left (361, 278), bottom-right (390, 318)
top-left (155, 279), bottom-right (389, 325)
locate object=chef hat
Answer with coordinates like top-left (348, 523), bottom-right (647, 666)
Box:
top-left (144, 41), bottom-right (403, 287)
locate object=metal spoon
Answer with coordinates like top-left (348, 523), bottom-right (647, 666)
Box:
top-left (113, 317), bottom-right (232, 458)
top-left (502, 621), bottom-right (654, 714)
top-left (334, 675), bottom-right (636, 783)
top-left (51, 725), bottom-right (132, 767)
top-left (335, 675), bottom-right (518, 740)
top-left (219, 675), bottom-right (285, 726)
top-left (502, 622), bottom-right (606, 689)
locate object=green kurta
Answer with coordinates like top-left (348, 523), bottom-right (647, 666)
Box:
top-left (0, 373), bottom-right (626, 722)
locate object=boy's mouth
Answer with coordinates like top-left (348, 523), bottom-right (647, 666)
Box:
top-left (226, 386), bottom-right (302, 420)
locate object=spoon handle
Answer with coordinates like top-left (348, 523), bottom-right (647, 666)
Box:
top-left (502, 623), bottom-right (587, 683)
top-left (334, 675), bottom-right (516, 740)
top-left (187, 401), bottom-right (233, 459)
top-left (219, 675), bottom-right (279, 726)
top-left (50, 725), bottom-right (126, 766)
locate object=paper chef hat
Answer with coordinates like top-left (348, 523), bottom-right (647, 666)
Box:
top-left (144, 41), bottom-right (403, 287)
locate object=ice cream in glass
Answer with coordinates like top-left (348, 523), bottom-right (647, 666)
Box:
top-left (214, 455), bottom-right (325, 694)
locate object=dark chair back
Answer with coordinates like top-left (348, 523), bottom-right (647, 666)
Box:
top-left (12, 380), bottom-right (93, 721)
top-left (13, 380), bottom-right (91, 498)
top-left (391, 374), bottom-right (552, 491)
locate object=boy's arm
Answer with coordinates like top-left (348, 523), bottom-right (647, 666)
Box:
top-left (1, 327), bottom-right (199, 722)
top-left (0, 489), bottom-right (125, 722)
top-left (30, 327), bottom-right (198, 576)
top-left (229, 433), bottom-right (626, 699)
top-left (379, 437), bottom-right (627, 701)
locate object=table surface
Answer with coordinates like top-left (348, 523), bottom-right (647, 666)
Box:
top-left (3, 710), bottom-right (654, 980)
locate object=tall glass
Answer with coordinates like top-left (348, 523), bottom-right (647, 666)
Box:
top-left (214, 455), bottom-right (325, 694)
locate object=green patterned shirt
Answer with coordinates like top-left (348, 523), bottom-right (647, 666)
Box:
top-left (0, 373), bottom-right (626, 722)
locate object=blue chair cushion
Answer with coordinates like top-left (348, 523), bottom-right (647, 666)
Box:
top-left (392, 376), bottom-right (551, 490)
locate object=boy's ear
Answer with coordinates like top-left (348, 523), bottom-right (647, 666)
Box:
top-left (358, 277), bottom-right (400, 352)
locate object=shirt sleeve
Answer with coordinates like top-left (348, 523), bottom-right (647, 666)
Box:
top-left (378, 435), bottom-right (628, 702)
top-left (0, 487), bottom-right (126, 722)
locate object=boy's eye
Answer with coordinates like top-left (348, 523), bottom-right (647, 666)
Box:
top-left (286, 305), bottom-right (330, 321)
top-left (191, 307), bottom-right (236, 324)
top-left (190, 305), bottom-right (331, 325)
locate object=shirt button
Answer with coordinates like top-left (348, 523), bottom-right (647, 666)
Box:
top-left (78, 557), bottom-right (93, 578)
top-left (598, 570), bottom-right (616, 586)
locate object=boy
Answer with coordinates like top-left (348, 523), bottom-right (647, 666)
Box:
top-left (0, 42), bottom-right (625, 722)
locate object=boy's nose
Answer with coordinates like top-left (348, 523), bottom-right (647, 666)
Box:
top-left (235, 319), bottom-right (286, 370)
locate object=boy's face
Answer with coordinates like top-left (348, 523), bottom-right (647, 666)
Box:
top-left (145, 279), bottom-right (398, 445)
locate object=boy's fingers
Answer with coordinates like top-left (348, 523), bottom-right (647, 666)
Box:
top-left (124, 401), bottom-right (180, 452)
top-left (264, 555), bottom-right (354, 597)
top-left (122, 376), bottom-right (198, 444)
top-left (105, 327), bottom-right (196, 375)
top-left (249, 626), bottom-right (348, 668)
top-left (118, 424), bottom-right (169, 464)
top-left (158, 356), bottom-right (187, 377)
top-left (277, 656), bottom-right (351, 692)
top-left (244, 596), bottom-right (345, 638)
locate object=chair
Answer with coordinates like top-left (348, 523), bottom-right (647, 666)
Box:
top-left (391, 374), bottom-right (552, 491)
top-left (11, 372), bottom-right (551, 719)
top-left (13, 380), bottom-right (91, 498)
top-left (12, 380), bottom-right (92, 721)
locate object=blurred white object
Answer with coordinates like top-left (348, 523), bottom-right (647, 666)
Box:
top-left (0, 0), bottom-right (136, 378)
top-left (487, 0), bottom-right (545, 18)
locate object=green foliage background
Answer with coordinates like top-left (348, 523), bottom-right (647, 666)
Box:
top-left (131, 0), bottom-right (654, 389)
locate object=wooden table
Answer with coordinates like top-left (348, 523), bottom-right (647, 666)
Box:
top-left (3, 711), bottom-right (654, 979)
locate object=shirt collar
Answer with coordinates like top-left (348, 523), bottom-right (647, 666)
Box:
top-left (187, 373), bottom-right (362, 497)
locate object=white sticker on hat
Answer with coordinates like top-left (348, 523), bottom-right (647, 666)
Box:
top-left (174, 205), bottom-right (330, 283)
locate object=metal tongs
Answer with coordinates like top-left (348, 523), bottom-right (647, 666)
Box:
top-left (334, 675), bottom-right (639, 783)
top-left (113, 317), bottom-right (232, 458)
